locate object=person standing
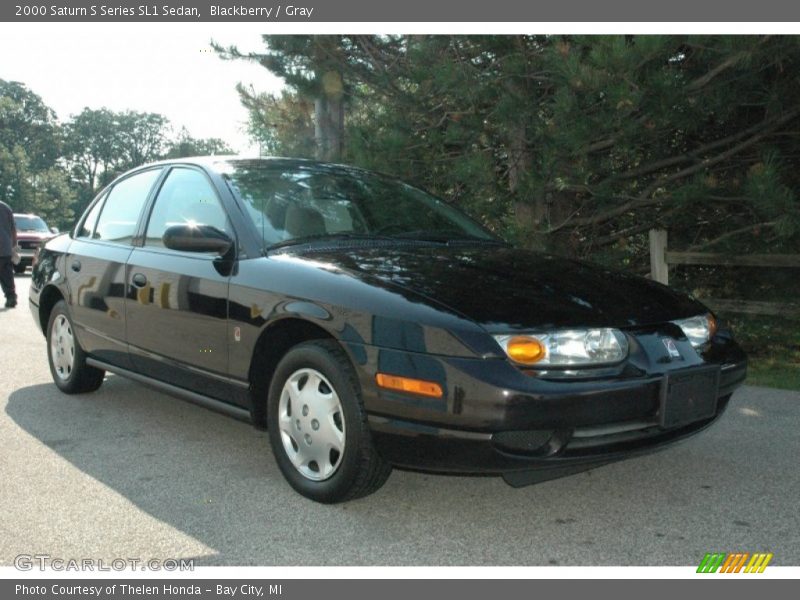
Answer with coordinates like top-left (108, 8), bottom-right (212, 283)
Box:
top-left (0, 200), bottom-right (18, 308)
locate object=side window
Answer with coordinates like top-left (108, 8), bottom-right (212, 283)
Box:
top-left (76, 193), bottom-right (106, 238)
top-left (94, 169), bottom-right (162, 244)
top-left (144, 168), bottom-right (231, 248)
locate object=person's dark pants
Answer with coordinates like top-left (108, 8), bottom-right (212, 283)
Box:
top-left (0, 256), bottom-right (16, 303)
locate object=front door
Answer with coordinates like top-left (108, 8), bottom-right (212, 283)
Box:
top-left (125, 166), bottom-right (234, 399)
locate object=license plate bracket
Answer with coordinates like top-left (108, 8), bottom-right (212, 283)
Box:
top-left (659, 365), bottom-right (721, 428)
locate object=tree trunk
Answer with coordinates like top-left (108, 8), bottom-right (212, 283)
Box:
top-left (314, 87), bottom-right (344, 162)
top-left (313, 38), bottom-right (345, 162)
top-left (508, 124), bottom-right (547, 249)
top-left (547, 191), bottom-right (580, 256)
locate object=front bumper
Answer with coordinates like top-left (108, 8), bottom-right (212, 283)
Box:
top-left (16, 247), bottom-right (37, 266)
top-left (369, 391), bottom-right (734, 485)
top-left (352, 332), bottom-right (747, 481)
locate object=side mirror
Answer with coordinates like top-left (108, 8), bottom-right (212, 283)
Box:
top-left (49, 227), bottom-right (59, 234)
top-left (162, 223), bottom-right (233, 255)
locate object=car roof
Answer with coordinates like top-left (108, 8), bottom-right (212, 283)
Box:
top-left (142, 155), bottom-right (377, 177)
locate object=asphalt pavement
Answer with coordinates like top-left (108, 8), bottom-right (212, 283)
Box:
top-left (1, 275), bottom-right (798, 566)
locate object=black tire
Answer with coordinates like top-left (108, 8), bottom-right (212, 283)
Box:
top-left (13, 263), bottom-right (26, 274)
top-left (267, 339), bottom-right (391, 503)
top-left (46, 300), bottom-right (105, 394)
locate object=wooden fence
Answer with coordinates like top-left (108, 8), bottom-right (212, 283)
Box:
top-left (648, 229), bottom-right (800, 318)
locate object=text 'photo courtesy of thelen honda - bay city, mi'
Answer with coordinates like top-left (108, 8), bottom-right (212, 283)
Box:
top-left (29, 157), bottom-right (747, 503)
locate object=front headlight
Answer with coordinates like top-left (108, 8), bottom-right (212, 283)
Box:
top-left (493, 328), bottom-right (629, 367)
top-left (672, 314), bottom-right (717, 348)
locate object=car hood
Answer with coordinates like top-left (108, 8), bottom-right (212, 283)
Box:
top-left (295, 243), bottom-right (707, 331)
top-left (16, 231), bottom-right (53, 240)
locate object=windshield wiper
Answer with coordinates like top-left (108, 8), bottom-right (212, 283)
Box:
top-left (390, 230), bottom-right (507, 245)
top-left (267, 232), bottom-right (396, 251)
top-left (267, 231), bottom-right (507, 252)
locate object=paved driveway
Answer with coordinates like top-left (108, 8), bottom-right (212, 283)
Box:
top-left (1, 276), bottom-right (798, 566)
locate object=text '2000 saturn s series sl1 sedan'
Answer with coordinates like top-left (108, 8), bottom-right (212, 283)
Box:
top-left (29, 157), bottom-right (747, 503)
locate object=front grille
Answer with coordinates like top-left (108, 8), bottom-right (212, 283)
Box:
top-left (492, 429), bottom-right (559, 456)
top-left (566, 421), bottom-right (664, 452)
top-left (571, 420), bottom-right (659, 439)
top-left (19, 241), bottom-right (40, 249)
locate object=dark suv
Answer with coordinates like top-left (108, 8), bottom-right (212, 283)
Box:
top-left (13, 213), bottom-right (57, 274)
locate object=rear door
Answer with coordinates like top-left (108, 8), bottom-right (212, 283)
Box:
top-left (125, 166), bottom-right (236, 399)
top-left (66, 168), bottom-right (163, 369)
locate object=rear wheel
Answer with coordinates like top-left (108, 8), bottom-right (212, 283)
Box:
top-left (267, 339), bottom-right (391, 503)
top-left (47, 300), bottom-right (105, 394)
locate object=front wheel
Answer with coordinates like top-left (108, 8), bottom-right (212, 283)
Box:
top-left (267, 340), bottom-right (391, 503)
top-left (47, 300), bottom-right (105, 394)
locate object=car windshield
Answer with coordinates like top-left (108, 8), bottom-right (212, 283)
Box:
top-left (14, 215), bottom-right (49, 232)
top-left (218, 161), bottom-right (499, 249)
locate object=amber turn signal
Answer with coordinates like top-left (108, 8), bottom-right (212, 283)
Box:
top-left (707, 314), bottom-right (717, 339)
top-left (506, 336), bottom-right (546, 364)
top-left (375, 373), bottom-right (444, 398)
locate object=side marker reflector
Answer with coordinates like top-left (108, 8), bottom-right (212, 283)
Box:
top-left (375, 373), bottom-right (444, 398)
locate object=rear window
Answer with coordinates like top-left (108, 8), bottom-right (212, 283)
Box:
top-left (94, 169), bottom-right (162, 244)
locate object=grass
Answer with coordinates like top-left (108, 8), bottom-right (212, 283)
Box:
top-left (725, 313), bottom-right (800, 392)
top-left (746, 360), bottom-right (800, 390)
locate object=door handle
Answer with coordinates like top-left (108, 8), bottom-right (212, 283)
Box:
top-left (131, 273), bottom-right (148, 288)
top-left (70, 260), bottom-right (81, 272)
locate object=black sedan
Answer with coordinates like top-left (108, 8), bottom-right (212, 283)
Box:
top-left (29, 157), bottom-right (747, 503)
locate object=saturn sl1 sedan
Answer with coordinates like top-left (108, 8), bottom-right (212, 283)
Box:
top-left (29, 157), bottom-right (747, 503)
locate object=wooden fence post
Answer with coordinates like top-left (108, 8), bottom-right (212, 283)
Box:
top-left (649, 229), bottom-right (669, 285)
top-left (651, 232), bottom-right (800, 317)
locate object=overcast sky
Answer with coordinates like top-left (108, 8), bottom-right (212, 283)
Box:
top-left (0, 24), bottom-right (285, 154)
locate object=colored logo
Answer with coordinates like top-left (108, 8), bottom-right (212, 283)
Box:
top-left (697, 552), bottom-right (773, 573)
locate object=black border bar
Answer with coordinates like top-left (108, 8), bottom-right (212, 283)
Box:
top-left (3, 0), bottom-right (800, 22)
